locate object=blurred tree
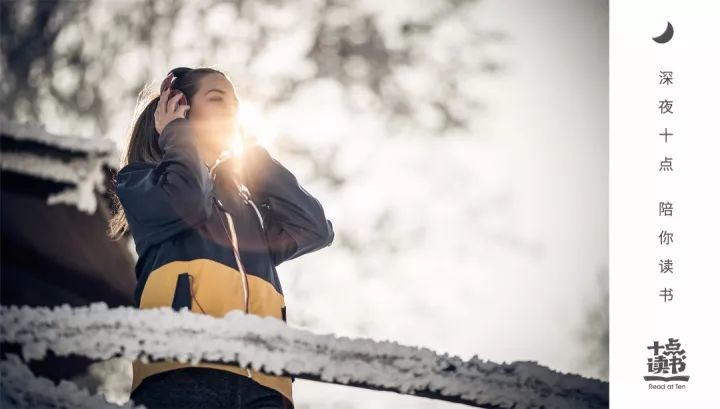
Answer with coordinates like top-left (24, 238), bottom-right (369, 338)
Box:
top-left (1, 0), bottom-right (506, 138)
top-left (578, 266), bottom-right (609, 380)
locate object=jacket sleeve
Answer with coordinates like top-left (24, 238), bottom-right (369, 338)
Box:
top-left (236, 143), bottom-right (334, 266)
top-left (115, 117), bottom-right (215, 250)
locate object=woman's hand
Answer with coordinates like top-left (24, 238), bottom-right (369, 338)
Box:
top-left (154, 88), bottom-right (190, 135)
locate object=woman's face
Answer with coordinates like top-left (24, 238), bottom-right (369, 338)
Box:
top-left (187, 73), bottom-right (239, 152)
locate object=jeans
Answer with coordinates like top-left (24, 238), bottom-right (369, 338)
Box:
top-left (129, 367), bottom-right (290, 409)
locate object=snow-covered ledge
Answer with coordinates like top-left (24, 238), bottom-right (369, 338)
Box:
top-left (0, 118), bottom-right (118, 214)
top-left (0, 303), bottom-right (608, 409)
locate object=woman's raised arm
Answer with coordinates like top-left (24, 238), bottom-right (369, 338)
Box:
top-left (116, 116), bottom-right (214, 250)
top-left (237, 143), bottom-right (334, 266)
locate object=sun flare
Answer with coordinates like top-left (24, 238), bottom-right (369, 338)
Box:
top-left (229, 102), bottom-right (277, 156)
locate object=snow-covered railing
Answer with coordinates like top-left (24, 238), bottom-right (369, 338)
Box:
top-left (0, 303), bottom-right (609, 409)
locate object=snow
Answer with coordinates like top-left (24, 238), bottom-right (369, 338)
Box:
top-left (0, 118), bottom-right (117, 214)
top-left (0, 353), bottom-right (144, 409)
top-left (0, 152), bottom-right (108, 214)
top-left (0, 303), bottom-right (608, 409)
top-left (0, 117), bottom-right (115, 155)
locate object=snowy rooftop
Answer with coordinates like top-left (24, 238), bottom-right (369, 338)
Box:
top-left (0, 117), bottom-right (119, 214)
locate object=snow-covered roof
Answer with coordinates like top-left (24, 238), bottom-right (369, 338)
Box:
top-left (0, 117), bottom-right (119, 214)
top-left (0, 117), bottom-right (116, 155)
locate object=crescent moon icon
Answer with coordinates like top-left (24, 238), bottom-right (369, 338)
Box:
top-left (653, 21), bottom-right (674, 44)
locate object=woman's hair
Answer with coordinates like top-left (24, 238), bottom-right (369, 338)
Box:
top-left (107, 66), bottom-right (226, 241)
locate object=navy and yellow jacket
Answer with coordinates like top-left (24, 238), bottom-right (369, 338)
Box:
top-left (115, 117), bottom-right (334, 407)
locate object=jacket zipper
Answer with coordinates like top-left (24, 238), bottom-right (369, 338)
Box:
top-left (232, 178), bottom-right (287, 333)
top-left (231, 177), bottom-right (265, 231)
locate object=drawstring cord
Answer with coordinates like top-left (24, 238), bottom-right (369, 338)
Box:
top-left (203, 149), bottom-right (255, 379)
top-left (207, 150), bottom-right (251, 314)
top-left (218, 203), bottom-right (251, 314)
top-left (186, 274), bottom-right (207, 314)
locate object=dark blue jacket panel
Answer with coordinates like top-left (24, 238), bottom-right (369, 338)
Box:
top-left (234, 142), bottom-right (335, 266)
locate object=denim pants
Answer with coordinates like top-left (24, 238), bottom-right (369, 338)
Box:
top-left (129, 367), bottom-right (290, 409)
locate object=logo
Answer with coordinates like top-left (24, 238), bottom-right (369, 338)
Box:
top-left (645, 337), bottom-right (689, 385)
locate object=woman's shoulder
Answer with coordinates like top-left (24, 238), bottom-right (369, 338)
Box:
top-left (116, 161), bottom-right (157, 181)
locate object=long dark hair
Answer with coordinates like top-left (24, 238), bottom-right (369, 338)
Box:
top-left (107, 66), bottom-right (227, 241)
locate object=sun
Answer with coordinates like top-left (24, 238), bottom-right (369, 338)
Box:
top-left (228, 101), bottom-right (278, 156)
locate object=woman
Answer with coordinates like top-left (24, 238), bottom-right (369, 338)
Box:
top-left (108, 66), bottom-right (334, 409)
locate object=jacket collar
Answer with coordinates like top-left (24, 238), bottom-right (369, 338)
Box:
top-left (206, 149), bottom-right (253, 202)
top-left (207, 149), bottom-right (234, 181)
